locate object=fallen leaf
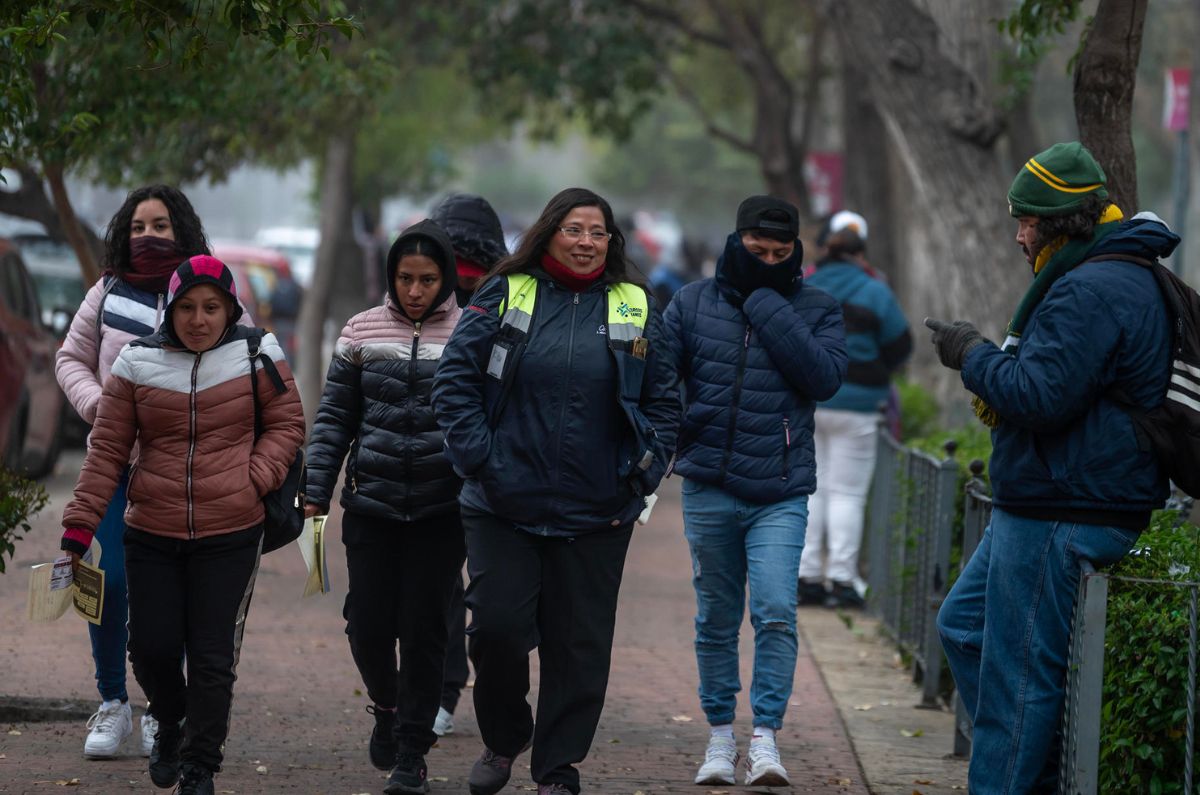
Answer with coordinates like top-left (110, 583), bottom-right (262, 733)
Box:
top-left (7, 730), bottom-right (21, 736)
top-left (255, 765), bottom-right (269, 773)
top-left (854, 703), bottom-right (873, 711)
top-left (431, 777), bottom-right (449, 782)
top-left (828, 778), bottom-right (852, 785)
top-left (914, 780), bottom-right (935, 785)
top-left (670, 714), bottom-right (693, 722)
top-left (54, 779), bottom-right (80, 787)
top-left (608, 738), bottom-right (621, 743)
top-left (900, 728), bottom-right (925, 738)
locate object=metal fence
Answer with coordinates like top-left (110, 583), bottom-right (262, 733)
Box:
top-left (867, 423), bottom-right (1200, 794)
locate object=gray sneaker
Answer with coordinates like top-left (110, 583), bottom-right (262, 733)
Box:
top-left (468, 740), bottom-right (531, 795)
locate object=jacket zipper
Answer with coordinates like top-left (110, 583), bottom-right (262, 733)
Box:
top-left (781, 417), bottom-right (791, 480)
top-left (406, 322), bottom-right (421, 510)
top-left (719, 326), bottom-right (752, 483)
top-left (553, 292), bottom-right (580, 492)
top-left (186, 353), bottom-right (201, 538)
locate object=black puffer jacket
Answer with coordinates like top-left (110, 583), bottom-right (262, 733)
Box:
top-left (306, 220), bottom-right (464, 522)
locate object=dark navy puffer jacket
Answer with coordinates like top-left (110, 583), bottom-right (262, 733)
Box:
top-left (961, 216), bottom-right (1178, 517)
top-left (663, 276), bottom-right (847, 503)
top-left (306, 221), bottom-right (464, 522)
top-left (431, 269), bottom-right (681, 536)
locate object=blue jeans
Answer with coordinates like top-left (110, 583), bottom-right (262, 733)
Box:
top-left (681, 478), bottom-right (809, 730)
top-left (90, 467), bottom-right (130, 703)
top-left (937, 508), bottom-right (1139, 794)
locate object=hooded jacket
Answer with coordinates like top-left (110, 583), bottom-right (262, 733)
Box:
top-left (430, 193), bottom-right (509, 306)
top-left (961, 216), bottom-right (1178, 522)
top-left (62, 326), bottom-right (304, 544)
top-left (663, 234), bottom-right (848, 504)
top-left (305, 220), bottom-right (464, 522)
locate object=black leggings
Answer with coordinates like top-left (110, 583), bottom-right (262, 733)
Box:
top-left (125, 525), bottom-right (262, 773)
top-left (342, 510), bottom-right (465, 755)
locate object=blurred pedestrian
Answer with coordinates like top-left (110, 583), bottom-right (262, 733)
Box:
top-left (930, 141), bottom-right (1177, 793)
top-left (662, 195), bottom-right (847, 787)
top-left (432, 187), bottom-right (680, 795)
top-left (797, 211), bottom-right (911, 608)
top-left (54, 185), bottom-right (252, 761)
top-left (428, 193), bottom-right (511, 738)
top-left (304, 220), bottom-right (465, 794)
top-left (60, 256), bottom-right (304, 795)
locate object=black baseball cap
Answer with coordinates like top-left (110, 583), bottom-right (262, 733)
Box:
top-left (736, 195), bottom-right (800, 238)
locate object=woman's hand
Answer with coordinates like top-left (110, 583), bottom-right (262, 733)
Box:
top-left (303, 503), bottom-right (322, 519)
top-left (67, 551), bottom-right (82, 575)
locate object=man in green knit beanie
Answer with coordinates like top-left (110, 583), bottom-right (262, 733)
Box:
top-left (925, 141), bottom-right (1178, 794)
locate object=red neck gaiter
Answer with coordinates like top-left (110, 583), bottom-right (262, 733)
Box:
top-left (125, 236), bottom-right (184, 293)
top-left (541, 253), bottom-right (606, 292)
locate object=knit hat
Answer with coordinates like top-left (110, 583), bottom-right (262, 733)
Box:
top-left (430, 193), bottom-right (509, 271)
top-left (1008, 141), bottom-right (1108, 217)
top-left (735, 195), bottom-right (799, 239)
top-left (828, 210), bottom-right (868, 240)
top-left (165, 255), bottom-right (243, 330)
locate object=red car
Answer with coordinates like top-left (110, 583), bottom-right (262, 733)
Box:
top-left (213, 242), bottom-right (303, 360)
top-left (0, 238), bottom-right (65, 478)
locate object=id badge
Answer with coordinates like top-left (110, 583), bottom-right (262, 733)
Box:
top-left (487, 342), bottom-right (510, 380)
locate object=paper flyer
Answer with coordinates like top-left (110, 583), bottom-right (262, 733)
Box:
top-left (28, 538), bottom-right (105, 623)
top-left (298, 515), bottom-right (331, 597)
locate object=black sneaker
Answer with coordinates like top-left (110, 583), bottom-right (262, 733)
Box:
top-left (468, 741), bottom-right (530, 795)
top-left (537, 785), bottom-right (574, 794)
top-left (797, 580), bottom-right (828, 606)
top-left (174, 763), bottom-right (214, 795)
top-left (149, 719), bottom-right (184, 788)
top-left (384, 751), bottom-right (430, 794)
top-left (366, 704), bottom-right (398, 771)
top-left (824, 581), bottom-right (865, 609)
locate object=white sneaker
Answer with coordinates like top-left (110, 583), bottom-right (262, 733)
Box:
top-left (745, 735), bottom-right (789, 786)
top-left (83, 700), bottom-right (133, 758)
top-left (694, 734), bottom-right (739, 785)
top-left (433, 706), bottom-right (455, 736)
top-left (140, 713), bottom-right (159, 757)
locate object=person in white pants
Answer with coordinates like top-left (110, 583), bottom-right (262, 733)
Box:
top-left (798, 212), bottom-right (911, 608)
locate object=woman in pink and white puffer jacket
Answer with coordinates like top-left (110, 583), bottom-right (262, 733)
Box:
top-left (54, 185), bottom-right (251, 763)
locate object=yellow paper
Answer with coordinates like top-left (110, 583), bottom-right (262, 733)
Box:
top-left (72, 559), bottom-right (105, 625)
top-left (298, 515), bottom-right (330, 597)
top-left (27, 563), bottom-right (73, 622)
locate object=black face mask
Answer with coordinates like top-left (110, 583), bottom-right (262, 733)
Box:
top-left (715, 233), bottom-right (802, 306)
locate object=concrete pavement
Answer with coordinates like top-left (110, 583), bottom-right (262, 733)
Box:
top-left (0, 450), bottom-right (965, 793)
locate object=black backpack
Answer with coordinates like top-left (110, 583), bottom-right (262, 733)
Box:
top-left (1096, 254), bottom-right (1200, 498)
top-left (247, 332), bottom-right (306, 552)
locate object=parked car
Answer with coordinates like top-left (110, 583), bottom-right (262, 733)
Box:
top-left (0, 238), bottom-right (66, 478)
top-left (213, 242), bottom-right (303, 360)
top-left (253, 226), bottom-right (318, 288)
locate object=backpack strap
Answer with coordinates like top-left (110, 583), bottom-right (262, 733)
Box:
top-left (247, 332), bottom-right (287, 441)
top-left (93, 274), bottom-right (119, 338)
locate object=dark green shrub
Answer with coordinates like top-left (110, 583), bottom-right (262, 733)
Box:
top-left (0, 466), bottom-right (48, 573)
top-left (896, 376), bottom-right (940, 441)
top-left (1098, 514), bottom-right (1200, 793)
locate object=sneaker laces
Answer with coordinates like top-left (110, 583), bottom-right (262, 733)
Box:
top-left (86, 704), bottom-right (125, 735)
top-left (704, 735), bottom-right (737, 763)
top-left (748, 737), bottom-right (781, 766)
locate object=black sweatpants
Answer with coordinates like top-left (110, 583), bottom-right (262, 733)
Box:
top-left (342, 510), bottom-right (465, 756)
top-left (441, 572), bottom-right (469, 713)
top-left (124, 524), bottom-right (263, 773)
top-left (464, 508), bottom-right (634, 794)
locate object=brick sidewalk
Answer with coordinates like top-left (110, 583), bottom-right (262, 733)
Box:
top-left (1, 453), bottom-right (875, 794)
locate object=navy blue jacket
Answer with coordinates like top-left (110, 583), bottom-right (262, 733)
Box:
top-left (962, 216), bottom-right (1178, 518)
top-left (663, 276), bottom-right (847, 503)
top-left (431, 270), bottom-right (681, 536)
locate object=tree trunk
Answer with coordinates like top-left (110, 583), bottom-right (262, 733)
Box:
top-left (42, 162), bottom-right (102, 286)
top-left (297, 129), bottom-right (357, 430)
top-left (832, 0), bottom-right (1024, 408)
top-left (1073, 0), bottom-right (1148, 214)
top-left (0, 165), bottom-right (104, 279)
top-left (840, 57), bottom-right (899, 289)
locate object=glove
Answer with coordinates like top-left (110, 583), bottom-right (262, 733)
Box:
top-left (924, 317), bottom-right (986, 370)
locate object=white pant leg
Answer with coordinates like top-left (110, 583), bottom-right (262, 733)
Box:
top-left (797, 409), bottom-right (834, 581)
top-left (818, 409), bottom-right (879, 584)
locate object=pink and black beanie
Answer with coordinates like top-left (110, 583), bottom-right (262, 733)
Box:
top-left (165, 255), bottom-right (243, 329)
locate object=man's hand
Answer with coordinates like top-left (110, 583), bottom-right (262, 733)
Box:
top-left (924, 317), bottom-right (986, 370)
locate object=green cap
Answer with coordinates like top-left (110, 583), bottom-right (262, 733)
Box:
top-left (1007, 141), bottom-right (1108, 217)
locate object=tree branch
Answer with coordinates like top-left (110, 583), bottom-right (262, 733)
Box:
top-left (796, 11), bottom-right (827, 158)
top-left (664, 68), bottom-right (756, 154)
top-left (621, 0), bottom-right (731, 50)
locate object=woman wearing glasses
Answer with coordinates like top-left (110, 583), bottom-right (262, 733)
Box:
top-left (432, 187), bottom-right (680, 795)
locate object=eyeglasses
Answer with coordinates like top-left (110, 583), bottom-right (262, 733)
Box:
top-left (558, 226), bottom-right (612, 243)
